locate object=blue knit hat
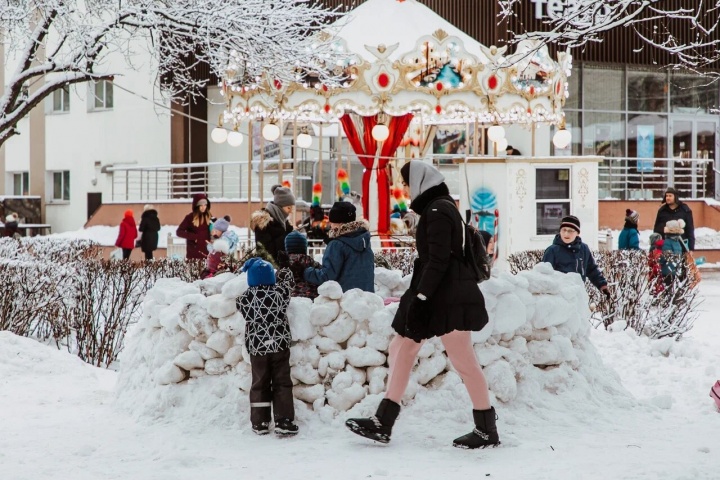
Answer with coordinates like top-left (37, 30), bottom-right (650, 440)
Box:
top-left (284, 231), bottom-right (308, 255)
top-left (243, 258), bottom-right (276, 287)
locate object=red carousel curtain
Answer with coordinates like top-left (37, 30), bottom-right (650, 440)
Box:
top-left (339, 113), bottom-right (413, 233)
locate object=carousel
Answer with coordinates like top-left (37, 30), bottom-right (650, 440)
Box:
top-left (211, 0), bottom-right (573, 238)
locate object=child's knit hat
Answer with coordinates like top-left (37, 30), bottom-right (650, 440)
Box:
top-left (213, 217), bottom-right (230, 233)
top-left (560, 215), bottom-right (581, 233)
top-left (284, 231), bottom-right (308, 255)
top-left (664, 219), bottom-right (685, 235)
top-left (243, 258), bottom-right (276, 287)
top-left (625, 209), bottom-right (640, 226)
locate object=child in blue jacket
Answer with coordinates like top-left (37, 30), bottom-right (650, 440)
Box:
top-left (618, 209), bottom-right (640, 250)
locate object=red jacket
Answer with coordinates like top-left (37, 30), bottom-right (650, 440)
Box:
top-left (116, 216), bottom-right (138, 249)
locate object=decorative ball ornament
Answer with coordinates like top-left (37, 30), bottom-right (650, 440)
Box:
top-left (211, 127), bottom-right (228, 144)
top-left (262, 123), bottom-right (280, 141)
top-left (553, 128), bottom-right (572, 149)
top-left (227, 130), bottom-right (244, 147)
top-left (495, 137), bottom-right (508, 152)
top-left (296, 132), bottom-right (312, 149)
top-left (487, 125), bottom-right (505, 143)
top-left (372, 124), bottom-right (390, 142)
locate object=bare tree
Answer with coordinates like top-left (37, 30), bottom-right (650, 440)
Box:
top-left (0, 0), bottom-right (343, 148)
top-left (500, 0), bottom-right (720, 75)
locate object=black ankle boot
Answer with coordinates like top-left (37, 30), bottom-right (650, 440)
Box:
top-left (452, 407), bottom-right (501, 449)
top-left (345, 398), bottom-right (401, 444)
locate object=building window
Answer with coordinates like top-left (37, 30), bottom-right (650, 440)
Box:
top-left (91, 80), bottom-right (114, 110)
top-left (582, 66), bottom-right (624, 111)
top-left (11, 172), bottom-right (30, 195)
top-left (536, 168), bottom-right (571, 235)
top-left (52, 85), bottom-right (70, 112)
top-left (51, 171), bottom-right (70, 201)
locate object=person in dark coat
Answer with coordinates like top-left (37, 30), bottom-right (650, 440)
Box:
top-left (176, 194), bottom-right (212, 260)
top-left (3, 213), bottom-right (20, 238)
top-left (541, 215), bottom-right (610, 296)
top-left (346, 160), bottom-right (499, 450)
top-left (250, 185), bottom-right (295, 261)
top-left (618, 209), bottom-right (640, 251)
top-left (303, 202), bottom-right (374, 293)
top-left (138, 204), bottom-right (161, 260)
top-left (653, 187), bottom-right (695, 250)
top-left (115, 209), bottom-right (138, 260)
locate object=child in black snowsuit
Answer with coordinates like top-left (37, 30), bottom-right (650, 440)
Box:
top-left (238, 258), bottom-right (298, 436)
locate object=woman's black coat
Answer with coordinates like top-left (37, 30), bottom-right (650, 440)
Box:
top-left (138, 209), bottom-right (161, 252)
top-left (392, 183), bottom-right (488, 340)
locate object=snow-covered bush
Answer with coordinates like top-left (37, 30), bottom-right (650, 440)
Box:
top-left (507, 249), bottom-right (701, 338)
top-left (116, 263), bottom-right (627, 427)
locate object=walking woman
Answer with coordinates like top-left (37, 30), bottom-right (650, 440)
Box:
top-left (115, 209), bottom-right (138, 260)
top-left (138, 204), bottom-right (161, 260)
top-left (176, 194), bottom-right (212, 260)
top-left (346, 160), bottom-right (499, 449)
top-left (250, 184), bottom-right (295, 262)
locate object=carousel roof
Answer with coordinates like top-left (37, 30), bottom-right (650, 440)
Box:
top-left (220, 0), bottom-right (572, 125)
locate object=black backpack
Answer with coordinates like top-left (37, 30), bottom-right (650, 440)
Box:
top-left (460, 212), bottom-right (492, 282)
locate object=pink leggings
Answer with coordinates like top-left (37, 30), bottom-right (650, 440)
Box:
top-left (385, 330), bottom-right (490, 410)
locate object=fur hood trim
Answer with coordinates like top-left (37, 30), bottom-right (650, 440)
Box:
top-left (250, 209), bottom-right (272, 230)
top-left (329, 219), bottom-right (370, 239)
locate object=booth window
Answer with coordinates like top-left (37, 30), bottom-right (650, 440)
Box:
top-left (536, 168), bottom-right (571, 235)
top-left (51, 171), bottom-right (70, 201)
top-left (11, 171), bottom-right (29, 195)
top-left (52, 85), bottom-right (70, 112)
top-left (90, 80), bottom-right (114, 110)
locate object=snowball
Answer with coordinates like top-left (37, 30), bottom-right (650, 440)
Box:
top-left (367, 366), bottom-right (388, 395)
top-left (416, 353), bottom-right (447, 385)
top-left (366, 332), bottom-right (391, 352)
top-left (158, 301), bottom-right (185, 331)
top-left (189, 340), bottom-right (221, 360)
top-left (532, 295), bottom-right (570, 329)
top-left (345, 347), bottom-right (386, 368)
top-left (205, 358), bottom-right (229, 375)
top-left (291, 363), bottom-right (321, 385)
top-left (480, 275), bottom-right (515, 296)
top-left (289, 342), bottom-right (321, 368)
top-left (321, 312), bottom-right (357, 343)
top-left (527, 340), bottom-right (562, 366)
top-left (195, 272), bottom-right (236, 296)
top-left (341, 290), bottom-right (385, 321)
top-left (147, 278), bottom-right (200, 305)
top-left (189, 369), bottom-right (207, 379)
top-left (156, 361), bottom-right (186, 385)
top-left (218, 311), bottom-right (245, 336)
top-left (474, 344), bottom-right (504, 367)
top-left (374, 285), bottom-right (392, 299)
top-left (345, 365), bottom-right (367, 385)
top-left (327, 383), bottom-right (366, 411)
top-left (524, 264), bottom-right (562, 295)
top-left (368, 307), bottom-right (396, 335)
top-left (374, 268), bottom-right (403, 290)
top-left (206, 330), bottom-right (233, 355)
top-left (288, 297), bottom-right (315, 341)
top-left (150, 330), bottom-right (193, 369)
top-left (293, 384), bottom-right (325, 404)
top-left (312, 336), bottom-right (341, 354)
top-left (309, 301), bottom-right (340, 327)
top-left (318, 351), bottom-right (346, 377)
top-left (551, 335), bottom-right (578, 364)
top-left (221, 274), bottom-right (249, 299)
top-left (347, 329), bottom-right (367, 348)
top-left (492, 293), bottom-right (527, 335)
top-left (223, 345), bottom-right (244, 366)
top-left (317, 281), bottom-right (343, 300)
top-left (331, 371), bottom-right (354, 391)
top-left (206, 294), bottom-right (237, 319)
top-left (485, 360), bottom-right (518, 402)
top-left (173, 350), bottom-right (204, 370)
top-left (417, 341), bottom-right (436, 359)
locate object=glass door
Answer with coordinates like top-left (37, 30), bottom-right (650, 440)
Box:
top-left (670, 116), bottom-right (719, 198)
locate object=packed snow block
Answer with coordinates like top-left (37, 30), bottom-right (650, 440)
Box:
top-left (218, 311), bottom-right (245, 336)
top-left (317, 280), bottom-right (343, 300)
top-left (367, 366), bottom-right (388, 395)
top-left (220, 273), bottom-right (249, 299)
top-left (206, 294), bottom-right (237, 319)
top-left (374, 285), bottom-right (392, 299)
top-left (204, 358), bottom-right (229, 375)
top-left (527, 339), bottom-right (562, 366)
top-left (147, 278), bottom-right (201, 305)
top-left (327, 382), bottom-right (366, 411)
top-left (331, 371), bottom-right (354, 391)
top-left (206, 330), bottom-right (233, 355)
top-left (189, 369), bottom-right (207, 379)
top-left (368, 306), bottom-right (396, 335)
top-left (151, 330), bottom-right (194, 369)
top-left (156, 361), bottom-right (187, 385)
top-left (321, 312), bottom-right (357, 344)
top-left (366, 332), bottom-right (391, 352)
top-left (291, 362), bottom-right (321, 385)
top-left (318, 351), bottom-right (346, 377)
top-left (416, 353), bottom-right (447, 385)
top-left (289, 342), bottom-right (321, 368)
top-left (309, 298), bottom-right (340, 327)
top-left (531, 326), bottom-right (557, 341)
top-left (287, 297), bottom-right (315, 341)
top-left (514, 287), bottom-right (536, 323)
top-left (158, 301), bottom-right (185, 331)
top-left (375, 267), bottom-right (403, 291)
top-left (474, 344), bottom-right (504, 367)
top-left (180, 308), bottom-right (217, 342)
top-left (551, 335), bottom-right (578, 364)
top-left (417, 341), bottom-right (436, 359)
top-left (480, 274), bottom-right (516, 297)
top-left (173, 350), bottom-right (205, 371)
top-left (492, 293), bottom-right (527, 335)
top-left (195, 272), bottom-right (236, 296)
top-left (345, 346), bottom-right (386, 368)
top-left (524, 263), bottom-right (561, 295)
top-left (507, 336), bottom-right (530, 357)
top-left (347, 328), bottom-right (368, 348)
top-left (293, 383), bottom-right (325, 404)
top-left (484, 360), bottom-right (518, 402)
top-left (312, 336), bottom-right (342, 354)
top-left (532, 294), bottom-right (569, 329)
top-left (340, 290), bottom-right (385, 321)
top-left (189, 340), bottom-right (221, 360)
top-left (345, 365), bottom-right (367, 386)
top-left (223, 345), bottom-right (244, 367)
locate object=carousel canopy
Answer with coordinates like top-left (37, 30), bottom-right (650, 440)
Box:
top-left (221, 0), bottom-right (572, 125)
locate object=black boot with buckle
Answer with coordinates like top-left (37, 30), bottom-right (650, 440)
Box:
top-left (345, 398), bottom-right (401, 444)
top-left (452, 407), bottom-right (501, 449)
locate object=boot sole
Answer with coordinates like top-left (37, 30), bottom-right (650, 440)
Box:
top-left (275, 429), bottom-right (299, 437)
top-left (452, 441), bottom-right (501, 450)
top-left (345, 420), bottom-right (390, 444)
top-left (252, 429), bottom-right (271, 436)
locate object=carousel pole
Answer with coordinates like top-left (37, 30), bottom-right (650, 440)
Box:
top-left (318, 123), bottom-right (323, 204)
top-left (480, 125), bottom-right (486, 156)
top-left (278, 117), bottom-right (284, 184)
top-left (337, 124), bottom-right (342, 200)
top-left (531, 123), bottom-right (536, 157)
top-left (260, 120), bottom-right (265, 206)
top-left (473, 119), bottom-right (479, 156)
top-left (292, 120), bottom-right (298, 197)
top-left (247, 119), bottom-right (253, 236)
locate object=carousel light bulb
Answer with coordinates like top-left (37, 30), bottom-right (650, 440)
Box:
top-left (227, 130), bottom-right (244, 147)
top-left (372, 124), bottom-right (390, 142)
top-left (211, 127), bottom-right (228, 144)
top-left (487, 125), bottom-right (505, 142)
top-left (262, 123), bottom-right (280, 141)
top-left (553, 128), bottom-right (572, 149)
top-left (296, 132), bottom-right (312, 149)
top-left (495, 137), bottom-right (508, 152)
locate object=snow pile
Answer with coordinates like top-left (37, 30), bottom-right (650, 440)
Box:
top-left (117, 263), bottom-right (630, 427)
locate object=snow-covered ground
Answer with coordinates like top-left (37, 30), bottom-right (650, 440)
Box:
top-left (1, 274), bottom-right (719, 480)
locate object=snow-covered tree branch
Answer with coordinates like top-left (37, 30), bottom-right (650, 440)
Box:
top-left (500, 0), bottom-right (720, 74)
top-left (0, 0), bottom-right (344, 147)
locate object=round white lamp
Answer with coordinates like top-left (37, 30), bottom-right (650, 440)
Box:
top-left (296, 132), bottom-right (312, 149)
top-left (372, 123), bottom-right (390, 142)
top-left (553, 129), bottom-right (572, 149)
top-left (487, 125), bottom-right (505, 143)
top-left (495, 137), bottom-right (509, 152)
top-left (211, 127), bottom-right (228, 144)
top-left (227, 130), bottom-right (244, 147)
top-left (262, 123), bottom-right (280, 141)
